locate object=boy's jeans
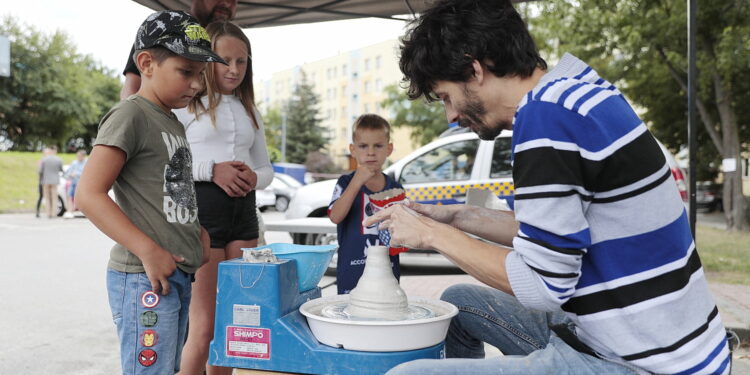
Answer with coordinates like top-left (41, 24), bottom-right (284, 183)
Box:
top-left (107, 268), bottom-right (192, 375)
top-left (387, 284), bottom-right (645, 375)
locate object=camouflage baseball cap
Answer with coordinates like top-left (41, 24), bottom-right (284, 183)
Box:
top-left (135, 10), bottom-right (227, 65)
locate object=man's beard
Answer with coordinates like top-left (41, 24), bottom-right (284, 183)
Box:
top-left (209, 6), bottom-right (233, 22)
top-left (457, 88), bottom-right (510, 141)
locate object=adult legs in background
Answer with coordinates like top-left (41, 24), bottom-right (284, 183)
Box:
top-left (35, 184), bottom-right (43, 217)
top-left (42, 184), bottom-right (57, 218)
top-left (177, 238), bottom-right (257, 375)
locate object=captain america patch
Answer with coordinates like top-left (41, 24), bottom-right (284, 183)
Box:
top-left (141, 291), bottom-right (160, 308)
top-left (138, 349), bottom-right (157, 367)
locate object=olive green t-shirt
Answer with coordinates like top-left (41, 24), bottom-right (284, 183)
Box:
top-left (95, 95), bottom-right (202, 274)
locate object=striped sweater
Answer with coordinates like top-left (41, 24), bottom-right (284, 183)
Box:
top-left (505, 53), bottom-right (730, 374)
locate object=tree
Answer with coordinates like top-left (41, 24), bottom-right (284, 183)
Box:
top-left (381, 84), bottom-right (449, 146)
top-left (530, 0), bottom-right (749, 231)
top-left (0, 16), bottom-right (120, 151)
top-left (283, 71), bottom-right (328, 164)
top-left (260, 105), bottom-right (282, 162)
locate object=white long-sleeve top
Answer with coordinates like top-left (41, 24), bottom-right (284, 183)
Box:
top-left (175, 95), bottom-right (273, 190)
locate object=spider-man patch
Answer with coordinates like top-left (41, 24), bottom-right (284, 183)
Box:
top-left (138, 349), bottom-right (157, 367)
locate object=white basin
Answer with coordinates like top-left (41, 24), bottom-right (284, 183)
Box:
top-left (299, 294), bottom-right (458, 352)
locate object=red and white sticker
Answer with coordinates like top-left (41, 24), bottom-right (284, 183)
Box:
top-left (226, 326), bottom-right (271, 359)
top-left (141, 291), bottom-right (160, 308)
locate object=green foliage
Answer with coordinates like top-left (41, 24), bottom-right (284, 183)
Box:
top-left (283, 71), bottom-right (328, 164)
top-left (261, 105), bottom-right (282, 162)
top-left (381, 84), bottom-right (448, 146)
top-left (529, 0), bottom-right (750, 176)
top-left (0, 16), bottom-right (121, 151)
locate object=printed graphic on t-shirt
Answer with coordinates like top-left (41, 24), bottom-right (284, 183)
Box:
top-left (361, 193), bottom-right (378, 236)
top-left (161, 132), bottom-right (198, 224)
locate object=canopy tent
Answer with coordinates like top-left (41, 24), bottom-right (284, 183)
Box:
top-left (130, 0), bottom-right (529, 28)
top-left (131, 0), bottom-right (429, 28)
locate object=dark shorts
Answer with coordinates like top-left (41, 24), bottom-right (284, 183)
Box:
top-left (195, 182), bottom-right (259, 248)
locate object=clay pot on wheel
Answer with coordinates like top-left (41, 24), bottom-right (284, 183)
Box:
top-left (344, 245), bottom-right (409, 320)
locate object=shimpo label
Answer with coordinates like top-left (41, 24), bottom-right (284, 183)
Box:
top-left (226, 326), bottom-right (271, 359)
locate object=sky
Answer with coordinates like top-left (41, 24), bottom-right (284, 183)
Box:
top-left (1, 0), bottom-right (411, 80)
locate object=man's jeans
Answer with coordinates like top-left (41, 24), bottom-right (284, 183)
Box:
top-left (387, 284), bottom-right (645, 375)
top-left (107, 268), bottom-right (192, 375)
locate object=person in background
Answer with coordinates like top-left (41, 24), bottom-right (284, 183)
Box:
top-left (63, 149), bottom-right (87, 218)
top-left (120, 0), bottom-right (238, 100)
top-left (368, 0), bottom-right (730, 374)
top-left (328, 114), bottom-right (403, 295)
top-left (174, 20), bottom-right (273, 375)
top-left (35, 147), bottom-right (51, 218)
top-left (38, 145), bottom-right (63, 219)
top-left (75, 11), bottom-right (221, 374)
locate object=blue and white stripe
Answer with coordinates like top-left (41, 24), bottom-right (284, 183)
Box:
top-left (506, 53), bottom-right (729, 374)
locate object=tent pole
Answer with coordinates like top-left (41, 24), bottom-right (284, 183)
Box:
top-left (687, 0), bottom-right (697, 237)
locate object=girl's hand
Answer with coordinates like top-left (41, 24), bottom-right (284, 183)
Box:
top-left (213, 161), bottom-right (251, 197)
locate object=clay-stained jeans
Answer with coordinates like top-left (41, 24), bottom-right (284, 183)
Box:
top-left (386, 284), bottom-right (646, 375)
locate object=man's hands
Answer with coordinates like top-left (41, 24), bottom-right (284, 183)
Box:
top-left (213, 161), bottom-right (257, 197)
top-left (407, 201), bottom-right (461, 225)
top-left (365, 204), bottom-right (437, 250)
top-left (140, 245), bottom-right (185, 296)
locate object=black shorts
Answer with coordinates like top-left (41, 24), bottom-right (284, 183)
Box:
top-left (195, 182), bottom-right (259, 248)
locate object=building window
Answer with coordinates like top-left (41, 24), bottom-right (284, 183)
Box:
top-left (365, 58), bottom-right (371, 71)
top-left (375, 79), bottom-right (383, 91)
top-left (342, 64), bottom-right (348, 76)
top-left (364, 103), bottom-right (370, 113)
top-left (364, 81), bottom-right (370, 93)
top-left (376, 55), bottom-right (382, 69)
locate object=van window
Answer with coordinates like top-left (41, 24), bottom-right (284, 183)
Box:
top-left (400, 140), bottom-right (480, 184)
top-left (490, 137), bottom-right (513, 178)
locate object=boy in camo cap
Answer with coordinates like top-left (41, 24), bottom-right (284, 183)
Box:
top-left (75, 10), bottom-right (225, 374)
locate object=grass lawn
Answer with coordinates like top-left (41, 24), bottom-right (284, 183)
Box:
top-left (0, 151), bottom-right (76, 213)
top-left (698, 225), bottom-right (750, 285)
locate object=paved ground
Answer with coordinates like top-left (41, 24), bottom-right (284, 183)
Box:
top-left (0, 211), bottom-right (747, 374)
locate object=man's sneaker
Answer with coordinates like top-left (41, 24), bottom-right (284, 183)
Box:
top-left (63, 212), bottom-right (75, 219)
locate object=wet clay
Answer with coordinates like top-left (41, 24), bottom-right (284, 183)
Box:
top-left (343, 245), bottom-right (410, 320)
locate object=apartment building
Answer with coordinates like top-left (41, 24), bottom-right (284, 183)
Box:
top-left (255, 39), bottom-right (416, 168)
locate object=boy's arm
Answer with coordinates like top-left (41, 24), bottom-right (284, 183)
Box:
top-left (328, 166), bottom-right (376, 224)
top-left (76, 145), bottom-right (184, 296)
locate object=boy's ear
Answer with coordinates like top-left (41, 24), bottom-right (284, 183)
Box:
top-left (136, 51), bottom-right (155, 77)
top-left (387, 142), bottom-right (394, 156)
top-left (348, 143), bottom-right (355, 155)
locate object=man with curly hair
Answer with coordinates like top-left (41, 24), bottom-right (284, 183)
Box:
top-left (368, 1), bottom-right (731, 374)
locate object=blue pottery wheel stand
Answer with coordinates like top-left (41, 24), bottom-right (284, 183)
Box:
top-left (209, 244), bottom-right (444, 375)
